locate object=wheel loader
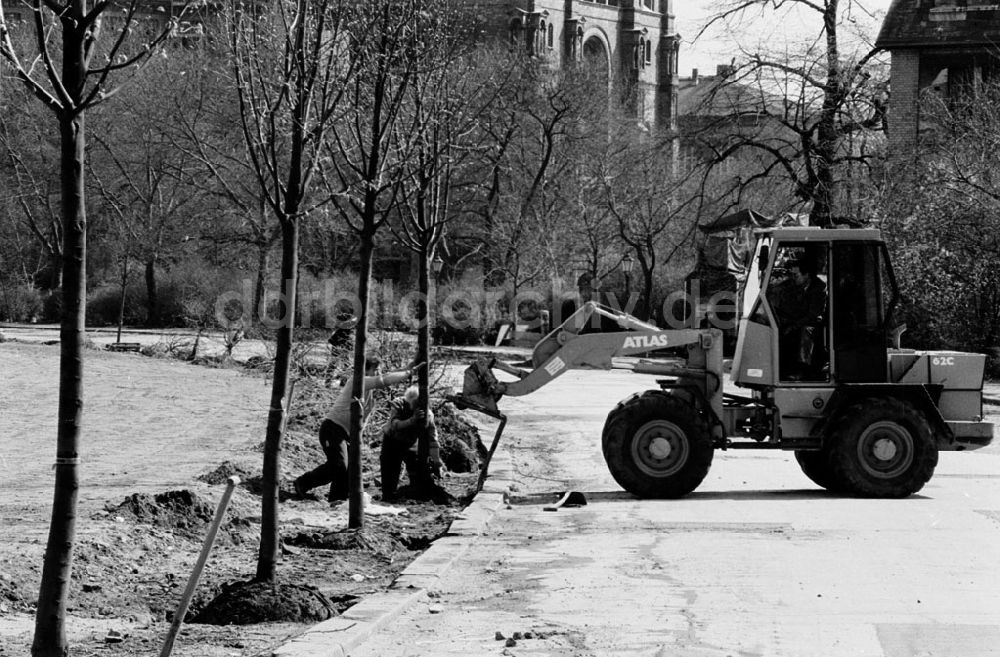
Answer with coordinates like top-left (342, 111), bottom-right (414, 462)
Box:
top-left (453, 227), bottom-right (995, 498)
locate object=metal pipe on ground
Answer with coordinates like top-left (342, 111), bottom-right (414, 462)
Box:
top-left (159, 475), bottom-right (240, 657)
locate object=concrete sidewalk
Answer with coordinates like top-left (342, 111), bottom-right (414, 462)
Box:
top-left (270, 422), bottom-right (517, 657)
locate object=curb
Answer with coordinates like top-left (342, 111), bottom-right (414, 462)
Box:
top-left (270, 439), bottom-right (514, 657)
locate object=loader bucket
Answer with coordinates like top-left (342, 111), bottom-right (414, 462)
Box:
top-left (447, 357), bottom-right (503, 418)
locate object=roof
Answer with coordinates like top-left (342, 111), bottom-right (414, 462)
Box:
top-left (760, 227), bottom-right (884, 242)
top-left (677, 71), bottom-right (785, 118)
top-left (876, 0), bottom-right (1000, 50)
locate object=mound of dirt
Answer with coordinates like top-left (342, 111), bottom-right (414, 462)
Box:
top-left (192, 580), bottom-right (334, 625)
top-left (286, 527), bottom-right (405, 554)
top-left (436, 403), bottom-right (486, 473)
top-left (110, 490), bottom-right (249, 542)
top-left (197, 460), bottom-right (255, 486)
top-left (0, 572), bottom-right (31, 612)
top-left (286, 510), bottom-right (454, 556)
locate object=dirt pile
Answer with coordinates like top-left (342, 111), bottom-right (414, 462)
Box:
top-left (191, 581), bottom-right (333, 625)
top-left (110, 490), bottom-right (249, 543)
top-left (436, 403), bottom-right (486, 473)
top-left (286, 509), bottom-right (453, 554)
top-left (197, 461), bottom-right (254, 486)
top-left (0, 572), bottom-right (31, 614)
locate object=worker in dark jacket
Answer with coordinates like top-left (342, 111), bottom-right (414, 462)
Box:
top-left (380, 386), bottom-right (443, 500)
top-left (771, 258), bottom-right (827, 379)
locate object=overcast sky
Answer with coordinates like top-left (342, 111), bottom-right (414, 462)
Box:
top-left (673, 0), bottom-right (894, 77)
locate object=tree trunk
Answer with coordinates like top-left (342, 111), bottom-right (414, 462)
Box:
top-left (144, 258), bottom-right (158, 327)
top-left (255, 217), bottom-right (299, 583)
top-left (810, 0), bottom-right (841, 227)
top-left (49, 252), bottom-right (63, 291)
top-left (116, 260), bottom-right (128, 343)
top-left (254, 241), bottom-right (269, 327)
top-left (642, 268), bottom-right (654, 322)
top-left (32, 36), bottom-right (87, 657)
top-left (348, 227), bottom-right (376, 530)
top-left (417, 245), bottom-right (430, 411)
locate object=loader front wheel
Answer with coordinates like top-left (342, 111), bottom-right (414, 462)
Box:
top-left (827, 397), bottom-right (937, 498)
top-left (602, 392), bottom-right (713, 498)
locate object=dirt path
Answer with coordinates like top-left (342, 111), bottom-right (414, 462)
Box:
top-left (1, 342), bottom-right (269, 512)
top-left (0, 342), bottom-right (274, 652)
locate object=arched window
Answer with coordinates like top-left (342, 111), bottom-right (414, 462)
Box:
top-left (537, 19), bottom-right (546, 54)
top-left (645, 40), bottom-right (652, 65)
top-left (547, 23), bottom-right (554, 49)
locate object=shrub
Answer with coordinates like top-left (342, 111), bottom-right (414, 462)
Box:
top-left (86, 282), bottom-right (146, 327)
top-left (0, 283), bottom-right (43, 323)
top-left (41, 291), bottom-right (61, 323)
top-left (158, 262), bottom-right (246, 329)
top-left (431, 278), bottom-right (508, 346)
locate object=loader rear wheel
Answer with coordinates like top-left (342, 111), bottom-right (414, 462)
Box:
top-left (602, 392), bottom-right (713, 498)
top-left (794, 450), bottom-right (839, 492)
top-left (827, 397), bottom-right (937, 498)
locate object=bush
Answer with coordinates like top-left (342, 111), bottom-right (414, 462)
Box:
top-left (157, 262), bottom-right (246, 329)
top-left (880, 171), bottom-right (1000, 363)
top-left (0, 283), bottom-right (43, 323)
top-left (41, 291), bottom-right (61, 323)
top-left (86, 282), bottom-right (146, 327)
top-left (431, 278), bottom-right (508, 346)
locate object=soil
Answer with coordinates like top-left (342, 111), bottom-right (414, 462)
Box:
top-left (0, 340), bottom-right (484, 656)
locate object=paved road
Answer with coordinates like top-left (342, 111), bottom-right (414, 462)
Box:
top-left (352, 369), bottom-right (1000, 657)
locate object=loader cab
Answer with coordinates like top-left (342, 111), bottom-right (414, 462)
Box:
top-left (732, 229), bottom-right (898, 388)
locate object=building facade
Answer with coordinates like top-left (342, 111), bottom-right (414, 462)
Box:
top-left (877, 0), bottom-right (1000, 157)
top-left (475, 0), bottom-right (680, 133)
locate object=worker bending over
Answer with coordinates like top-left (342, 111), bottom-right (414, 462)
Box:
top-left (380, 385), bottom-right (444, 500)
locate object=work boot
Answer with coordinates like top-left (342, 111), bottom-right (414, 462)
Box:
top-left (291, 478), bottom-right (313, 500)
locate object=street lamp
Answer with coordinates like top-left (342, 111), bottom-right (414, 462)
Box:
top-left (431, 254), bottom-right (444, 281)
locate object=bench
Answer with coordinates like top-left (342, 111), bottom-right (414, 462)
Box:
top-left (105, 342), bottom-right (142, 353)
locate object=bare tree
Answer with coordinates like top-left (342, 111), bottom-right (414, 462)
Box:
top-left (475, 58), bottom-right (607, 295)
top-left (878, 83), bottom-right (1000, 355)
top-left (695, 0), bottom-right (887, 225)
top-left (0, 2), bottom-right (186, 653)
top-left (0, 83), bottom-right (64, 290)
top-left (163, 47), bottom-right (281, 317)
top-left (88, 60), bottom-right (206, 325)
top-left (392, 2), bottom-right (494, 432)
top-left (325, 0), bottom-right (433, 529)
top-left (227, 0), bottom-right (355, 582)
top-left (599, 134), bottom-right (700, 320)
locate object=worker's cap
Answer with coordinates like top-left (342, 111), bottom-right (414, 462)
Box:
top-left (403, 385), bottom-right (420, 402)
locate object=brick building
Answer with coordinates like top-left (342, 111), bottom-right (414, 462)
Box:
top-left (675, 64), bottom-right (787, 163)
top-left (475, 0), bottom-right (680, 132)
top-left (877, 0), bottom-right (1000, 157)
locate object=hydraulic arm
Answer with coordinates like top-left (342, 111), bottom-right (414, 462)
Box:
top-left (453, 302), bottom-right (725, 422)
